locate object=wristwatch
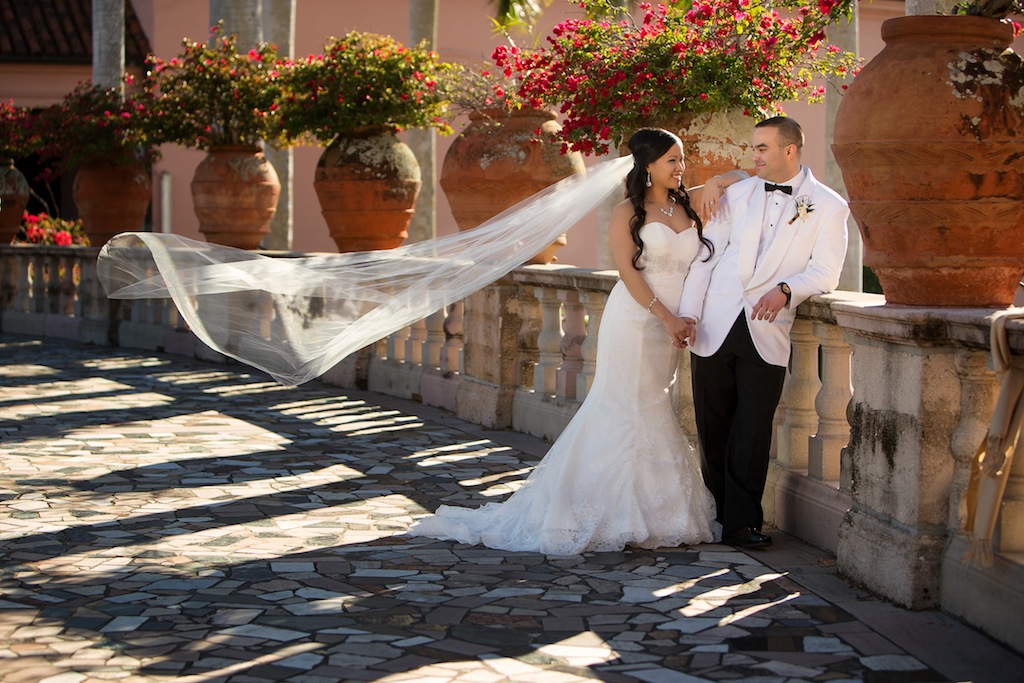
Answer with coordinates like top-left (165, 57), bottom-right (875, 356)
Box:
top-left (778, 282), bottom-right (792, 306)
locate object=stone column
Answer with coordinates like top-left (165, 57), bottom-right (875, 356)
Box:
top-left (407, 1), bottom-right (438, 244)
top-left (93, 0), bottom-right (125, 92)
top-left (262, 0), bottom-right (295, 250)
top-left (825, 3), bottom-right (861, 292)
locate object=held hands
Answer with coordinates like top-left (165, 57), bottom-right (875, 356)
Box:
top-left (751, 287), bottom-right (788, 323)
top-left (667, 317), bottom-right (697, 349)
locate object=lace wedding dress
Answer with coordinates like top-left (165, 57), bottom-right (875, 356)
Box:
top-left (408, 223), bottom-right (721, 554)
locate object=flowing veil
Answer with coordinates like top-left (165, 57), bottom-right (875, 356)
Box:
top-left (98, 154), bottom-right (633, 386)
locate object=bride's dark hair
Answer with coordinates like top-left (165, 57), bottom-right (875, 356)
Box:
top-left (625, 128), bottom-right (713, 270)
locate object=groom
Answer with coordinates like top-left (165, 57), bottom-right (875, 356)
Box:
top-left (678, 116), bottom-right (849, 549)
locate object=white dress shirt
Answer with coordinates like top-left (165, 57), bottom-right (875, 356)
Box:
top-left (756, 168), bottom-right (805, 268)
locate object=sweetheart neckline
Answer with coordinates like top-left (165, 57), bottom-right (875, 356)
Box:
top-left (642, 221), bottom-right (696, 236)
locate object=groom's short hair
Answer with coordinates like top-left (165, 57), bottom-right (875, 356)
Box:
top-left (755, 116), bottom-right (804, 151)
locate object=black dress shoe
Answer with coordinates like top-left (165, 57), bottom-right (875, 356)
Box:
top-left (724, 527), bottom-right (773, 549)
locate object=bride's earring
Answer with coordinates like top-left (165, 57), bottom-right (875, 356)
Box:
top-left (645, 172), bottom-right (652, 188)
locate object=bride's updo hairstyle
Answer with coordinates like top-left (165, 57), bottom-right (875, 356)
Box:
top-left (625, 128), bottom-right (712, 270)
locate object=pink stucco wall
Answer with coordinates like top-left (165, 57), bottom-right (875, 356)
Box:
top-left (0, 0), bottom-right (958, 267)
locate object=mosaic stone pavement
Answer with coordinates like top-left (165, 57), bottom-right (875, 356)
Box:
top-left (1, 334), bottom-right (1022, 683)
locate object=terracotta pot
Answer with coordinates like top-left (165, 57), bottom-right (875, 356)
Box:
top-left (832, 15), bottom-right (1024, 307)
top-left (440, 108), bottom-right (585, 264)
top-left (670, 109), bottom-right (753, 189)
top-left (0, 158), bottom-right (29, 244)
top-left (314, 128), bottom-right (420, 252)
top-left (72, 161), bottom-right (152, 247)
top-left (191, 146), bottom-right (280, 250)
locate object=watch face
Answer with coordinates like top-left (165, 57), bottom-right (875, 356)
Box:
top-left (781, 283), bottom-right (791, 294)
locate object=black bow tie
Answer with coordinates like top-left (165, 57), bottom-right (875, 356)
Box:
top-left (765, 183), bottom-right (793, 195)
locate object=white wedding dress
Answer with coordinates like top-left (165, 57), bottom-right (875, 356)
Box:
top-left (407, 223), bottom-right (721, 555)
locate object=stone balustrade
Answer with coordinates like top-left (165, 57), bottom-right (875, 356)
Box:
top-left (1, 243), bottom-right (1021, 654)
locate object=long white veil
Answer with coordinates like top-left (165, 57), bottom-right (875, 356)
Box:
top-left (98, 154), bottom-right (633, 386)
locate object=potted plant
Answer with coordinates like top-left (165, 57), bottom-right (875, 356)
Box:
top-left (31, 82), bottom-right (158, 247)
top-left (0, 101), bottom-right (36, 244)
top-left (144, 22), bottom-right (285, 249)
top-left (494, 0), bottom-right (857, 184)
top-left (275, 30), bottom-right (457, 252)
top-left (832, 0), bottom-right (1024, 306)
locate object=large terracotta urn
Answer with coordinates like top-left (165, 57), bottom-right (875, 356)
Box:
top-left (832, 15), bottom-right (1024, 307)
top-left (441, 108), bottom-right (586, 264)
top-left (191, 145), bottom-right (281, 250)
top-left (314, 127), bottom-right (420, 253)
top-left (72, 160), bottom-right (152, 247)
top-left (671, 109), bottom-right (753, 189)
top-left (0, 158), bottom-right (29, 244)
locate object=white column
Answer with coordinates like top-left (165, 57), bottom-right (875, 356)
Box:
top-left (826, 1), bottom-right (861, 292)
top-left (407, 1), bottom-right (438, 244)
top-left (262, 0), bottom-right (295, 250)
top-left (93, 0), bottom-right (125, 92)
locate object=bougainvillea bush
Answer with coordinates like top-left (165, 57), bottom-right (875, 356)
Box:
top-left (15, 212), bottom-right (89, 246)
top-left (32, 82), bottom-right (158, 178)
top-left (493, 0), bottom-right (859, 155)
top-left (144, 22), bottom-right (284, 150)
top-left (275, 31), bottom-right (458, 145)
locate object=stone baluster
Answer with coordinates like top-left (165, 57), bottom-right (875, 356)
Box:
top-left (15, 252), bottom-right (31, 314)
top-left (29, 251), bottom-right (45, 315)
top-left (255, 290), bottom-right (274, 341)
top-left (776, 318), bottom-right (820, 470)
top-left (388, 324), bottom-right (410, 362)
top-left (556, 290), bottom-right (584, 400)
top-left (808, 322), bottom-right (853, 481)
top-left (950, 351), bottom-right (998, 533)
top-left (441, 301), bottom-right (464, 375)
top-left (577, 290), bottom-right (606, 400)
top-left (44, 252), bottom-right (61, 314)
top-left (405, 318), bottom-right (427, 366)
top-left (74, 255), bottom-right (92, 320)
top-left (423, 308), bottom-right (446, 370)
top-left (516, 287), bottom-right (542, 388)
top-left (0, 251), bottom-right (15, 315)
top-left (533, 286), bottom-right (563, 396)
top-left (59, 253), bottom-right (76, 317)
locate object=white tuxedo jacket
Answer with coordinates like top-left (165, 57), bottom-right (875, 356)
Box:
top-left (678, 168), bottom-right (849, 367)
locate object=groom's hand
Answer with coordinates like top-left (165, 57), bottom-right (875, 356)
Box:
top-left (751, 289), bottom-right (787, 323)
top-left (672, 317), bottom-right (697, 348)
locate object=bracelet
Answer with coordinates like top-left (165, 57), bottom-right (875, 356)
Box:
top-left (646, 295), bottom-right (659, 313)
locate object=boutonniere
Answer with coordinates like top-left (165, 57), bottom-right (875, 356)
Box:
top-left (788, 196), bottom-right (815, 224)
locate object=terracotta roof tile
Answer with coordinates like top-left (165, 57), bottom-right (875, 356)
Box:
top-left (0, 0), bottom-right (151, 65)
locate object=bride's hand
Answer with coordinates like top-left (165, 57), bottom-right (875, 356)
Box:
top-left (695, 176), bottom-right (724, 223)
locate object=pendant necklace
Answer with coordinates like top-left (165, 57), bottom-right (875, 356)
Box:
top-left (650, 195), bottom-right (676, 218)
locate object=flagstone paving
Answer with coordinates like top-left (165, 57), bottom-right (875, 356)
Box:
top-left (1, 333), bottom-right (1022, 683)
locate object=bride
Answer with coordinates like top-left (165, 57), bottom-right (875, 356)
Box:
top-left (408, 128), bottom-right (745, 554)
top-left (97, 127), bottom-right (742, 556)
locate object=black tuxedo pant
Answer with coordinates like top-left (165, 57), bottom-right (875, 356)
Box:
top-left (691, 313), bottom-right (786, 536)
